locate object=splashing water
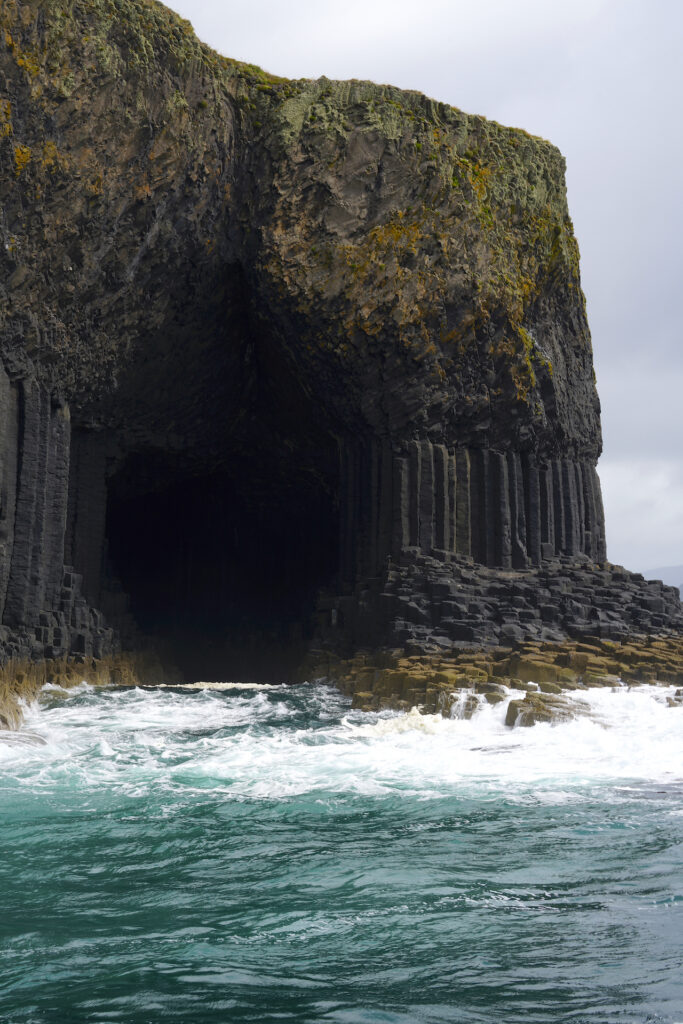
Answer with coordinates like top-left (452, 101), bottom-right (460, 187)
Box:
top-left (1, 681), bottom-right (681, 1023)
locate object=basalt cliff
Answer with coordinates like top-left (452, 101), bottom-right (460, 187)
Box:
top-left (0, 0), bottom-right (681, 699)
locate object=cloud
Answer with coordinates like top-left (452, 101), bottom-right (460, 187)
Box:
top-left (168, 0), bottom-right (607, 90)
top-left (598, 457), bottom-right (683, 571)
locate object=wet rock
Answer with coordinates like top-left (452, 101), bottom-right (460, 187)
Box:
top-left (311, 635), bottom-right (683, 726)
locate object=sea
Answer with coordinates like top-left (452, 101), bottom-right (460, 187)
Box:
top-left (0, 680), bottom-right (681, 1024)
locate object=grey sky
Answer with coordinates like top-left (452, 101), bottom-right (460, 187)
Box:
top-left (166, 0), bottom-right (682, 573)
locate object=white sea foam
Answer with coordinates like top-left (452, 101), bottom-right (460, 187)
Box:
top-left (154, 681), bottom-right (290, 691)
top-left (0, 729), bottom-right (47, 747)
top-left (39, 679), bottom-right (93, 695)
top-left (345, 685), bottom-right (683, 791)
top-left (1, 681), bottom-right (681, 802)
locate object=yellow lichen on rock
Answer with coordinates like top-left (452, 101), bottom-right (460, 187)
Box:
top-left (13, 141), bottom-right (31, 175)
top-left (0, 651), bottom-right (173, 731)
top-left (305, 635), bottom-right (683, 726)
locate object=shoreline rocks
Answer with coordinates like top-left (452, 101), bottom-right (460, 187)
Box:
top-left (303, 634), bottom-right (683, 726)
top-left (2, 633), bottom-right (682, 733)
top-left (0, 650), bottom-right (170, 731)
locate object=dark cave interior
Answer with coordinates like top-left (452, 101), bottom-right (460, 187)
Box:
top-left (105, 456), bottom-right (339, 683)
top-left (69, 263), bottom-right (345, 683)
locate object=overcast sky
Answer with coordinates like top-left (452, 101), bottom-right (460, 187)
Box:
top-left (166, 0), bottom-right (682, 574)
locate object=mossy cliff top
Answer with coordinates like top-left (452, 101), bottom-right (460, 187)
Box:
top-left (1, 0), bottom-right (600, 459)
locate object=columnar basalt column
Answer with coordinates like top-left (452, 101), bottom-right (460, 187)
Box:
top-left (455, 448), bottom-right (472, 558)
top-left (433, 444), bottom-right (449, 553)
top-left (539, 464), bottom-right (555, 559)
top-left (491, 451), bottom-right (512, 570)
top-left (391, 452), bottom-right (410, 558)
top-left (44, 398), bottom-right (72, 611)
top-left (507, 451), bottom-right (528, 569)
top-left (523, 456), bottom-right (541, 567)
top-left (0, 364), bottom-right (20, 622)
top-left (336, 436), bottom-right (608, 591)
top-left (3, 380), bottom-right (71, 630)
top-left (407, 440), bottom-right (421, 549)
top-left (562, 459), bottom-right (580, 557)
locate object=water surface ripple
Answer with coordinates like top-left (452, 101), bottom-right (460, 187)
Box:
top-left (1, 682), bottom-right (681, 1023)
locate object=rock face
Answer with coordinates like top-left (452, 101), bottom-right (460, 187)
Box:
top-left (0, 0), bottom-right (681, 680)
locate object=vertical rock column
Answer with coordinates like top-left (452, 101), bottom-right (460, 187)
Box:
top-left (454, 448), bottom-right (471, 558)
top-left (521, 455), bottom-right (541, 566)
top-left (337, 438), bottom-right (607, 589)
top-left (0, 364), bottom-right (20, 621)
top-left (3, 381), bottom-right (71, 628)
top-left (508, 451), bottom-right (529, 568)
top-left (432, 445), bottom-right (451, 552)
top-left (581, 463), bottom-right (607, 562)
top-left (338, 438), bottom-right (491, 586)
top-left (339, 438), bottom-right (397, 586)
top-left (491, 451), bottom-right (512, 568)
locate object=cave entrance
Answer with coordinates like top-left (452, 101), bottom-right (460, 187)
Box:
top-left (87, 260), bottom-right (342, 682)
top-left (105, 458), bottom-right (339, 682)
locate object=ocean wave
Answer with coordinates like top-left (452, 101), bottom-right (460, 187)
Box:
top-left (1, 682), bottom-right (680, 802)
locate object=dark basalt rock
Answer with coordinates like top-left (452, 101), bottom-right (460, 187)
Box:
top-left (0, 0), bottom-right (680, 683)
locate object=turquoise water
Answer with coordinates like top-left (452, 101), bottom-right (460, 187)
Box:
top-left (1, 681), bottom-right (682, 1023)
